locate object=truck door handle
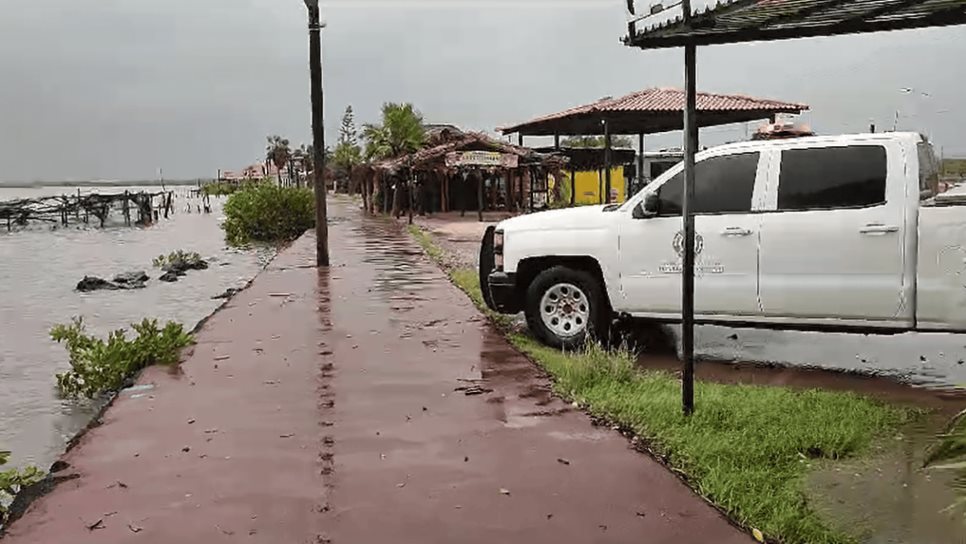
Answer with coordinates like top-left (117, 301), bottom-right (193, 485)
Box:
top-left (721, 227), bottom-right (752, 236)
top-left (859, 224), bottom-right (899, 235)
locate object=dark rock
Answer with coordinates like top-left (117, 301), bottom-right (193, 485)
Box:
top-left (113, 271), bottom-right (149, 285)
top-left (76, 276), bottom-right (119, 292)
top-left (159, 271), bottom-right (180, 283)
top-left (211, 287), bottom-right (241, 300)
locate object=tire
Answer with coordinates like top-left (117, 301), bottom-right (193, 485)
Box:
top-left (525, 266), bottom-right (608, 350)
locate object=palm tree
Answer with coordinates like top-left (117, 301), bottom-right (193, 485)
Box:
top-left (362, 103), bottom-right (426, 217)
top-left (361, 102), bottom-right (426, 160)
top-left (266, 135), bottom-right (292, 185)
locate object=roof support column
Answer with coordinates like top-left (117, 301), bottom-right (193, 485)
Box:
top-left (603, 119), bottom-right (612, 204)
top-left (682, 40), bottom-right (698, 417)
top-left (638, 132), bottom-right (645, 189)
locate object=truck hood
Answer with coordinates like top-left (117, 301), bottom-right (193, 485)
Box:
top-left (497, 205), bottom-right (615, 233)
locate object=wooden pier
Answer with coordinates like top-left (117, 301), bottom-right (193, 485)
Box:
top-left (0, 190), bottom-right (174, 230)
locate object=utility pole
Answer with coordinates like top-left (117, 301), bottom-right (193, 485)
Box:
top-left (306, 0), bottom-right (329, 266)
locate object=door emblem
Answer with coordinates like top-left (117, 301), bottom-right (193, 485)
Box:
top-left (673, 230), bottom-right (704, 258)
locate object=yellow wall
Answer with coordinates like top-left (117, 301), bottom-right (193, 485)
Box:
top-left (551, 168), bottom-right (626, 205)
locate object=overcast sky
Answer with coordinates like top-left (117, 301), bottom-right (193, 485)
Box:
top-left (1, 0), bottom-right (964, 182)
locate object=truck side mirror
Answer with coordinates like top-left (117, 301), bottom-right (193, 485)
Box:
top-left (633, 192), bottom-right (659, 219)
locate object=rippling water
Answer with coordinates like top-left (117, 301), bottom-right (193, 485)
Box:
top-left (0, 185), bottom-right (272, 469)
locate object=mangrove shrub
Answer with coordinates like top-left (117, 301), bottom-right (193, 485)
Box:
top-left (0, 451), bottom-right (44, 526)
top-left (51, 317), bottom-right (193, 399)
top-left (222, 183), bottom-right (315, 246)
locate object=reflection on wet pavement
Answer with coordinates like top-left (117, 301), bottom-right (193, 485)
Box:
top-left (319, 198), bottom-right (751, 544)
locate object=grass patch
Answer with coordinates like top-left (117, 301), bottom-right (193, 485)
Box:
top-left (407, 225), bottom-right (918, 544)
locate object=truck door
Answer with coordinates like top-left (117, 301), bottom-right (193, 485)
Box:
top-left (619, 151), bottom-right (765, 317)
top-left (758, 142), bottom-right (912, 324)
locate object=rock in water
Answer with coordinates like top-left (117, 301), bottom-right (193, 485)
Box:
top-left (159, 271), bottom-right (180, 283)
top-left (113, 271), bottom-right (149, 285)
top-left (76, 276), bottom-right (120, 292)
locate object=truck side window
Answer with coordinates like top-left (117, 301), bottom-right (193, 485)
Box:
top-left (777, 146), bottom-right (887, 210)
top-left (657, 152), bottom-right (759, 216)
top-left (918, 141), bottom-right (940, 200)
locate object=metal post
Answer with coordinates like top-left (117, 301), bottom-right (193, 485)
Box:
top-left (603, 120), bottom-right (612, 204)
top-left (554, 134), bottom-right (560, 150)
top-left (306, 0), bottom-right (329, 267)
top-left (682, 41), bottom-right (698, 416)
top-left (518, 133), bottom-right (524, 147)
top-left (638, 133), bottom-right (645, 189)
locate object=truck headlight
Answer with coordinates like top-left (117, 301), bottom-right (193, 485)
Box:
top-left (494, 230), bottom-right (504, 270)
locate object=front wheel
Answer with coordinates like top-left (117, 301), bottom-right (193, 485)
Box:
top-left (524, 266), bottom-right (607, 350)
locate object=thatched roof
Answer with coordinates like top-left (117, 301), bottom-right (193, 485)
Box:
top-left (375, 132), bottom-right (567, 174)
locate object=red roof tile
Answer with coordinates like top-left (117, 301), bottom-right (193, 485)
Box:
top-left (500, 87), bottom-right (808, 135)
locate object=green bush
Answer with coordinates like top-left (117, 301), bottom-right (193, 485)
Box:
top-left (222, 183), bottom-right (315, 246)
top-left (153, 250), bottom-right (206, 270)
top-left (0, 451), bottom-right (44, 526)
top-left (51, 317), bottom-right (194, 399)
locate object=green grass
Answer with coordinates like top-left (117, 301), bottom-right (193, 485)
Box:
top-left (407, 225), bottom-right (919, 544)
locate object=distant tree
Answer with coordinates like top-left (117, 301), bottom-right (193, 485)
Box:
top-left (333, 106), bottom-right (363, 191)
top-left (265, 135), bottom-right (292, 182)
top-left (339, 106), bottom-right (358, 147)
top-left (361, 102), bottom-right (426, 160)
top-left (561, 135), bottom-right (634, 148)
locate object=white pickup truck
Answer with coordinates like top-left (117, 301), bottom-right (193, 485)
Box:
top-left (480, 132), bottom-right (966, 349)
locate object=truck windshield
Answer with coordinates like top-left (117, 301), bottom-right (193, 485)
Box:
top-left (918, 140), bottom-right (940, 200)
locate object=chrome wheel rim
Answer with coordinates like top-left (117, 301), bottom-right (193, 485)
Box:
top-left (539, 283), bottom-right (590, 338)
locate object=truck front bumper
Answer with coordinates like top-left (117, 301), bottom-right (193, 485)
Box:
top-left (487, 272), bottom-right (523, 314)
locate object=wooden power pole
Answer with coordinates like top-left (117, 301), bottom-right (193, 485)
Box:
top-left (306, 0), bottom-right (329, 267)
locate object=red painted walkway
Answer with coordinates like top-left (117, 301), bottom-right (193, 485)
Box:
top-left (3, 200), bottom-right (749, 544)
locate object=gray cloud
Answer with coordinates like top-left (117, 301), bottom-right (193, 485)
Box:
top-left (1, 0), bottom-right (964, 182)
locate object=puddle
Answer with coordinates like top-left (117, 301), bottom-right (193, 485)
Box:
top-left (808, 415), bottom-right (966, 544)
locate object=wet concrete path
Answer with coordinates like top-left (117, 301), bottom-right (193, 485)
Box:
top-left (3, 199), bottom-right (749, 543)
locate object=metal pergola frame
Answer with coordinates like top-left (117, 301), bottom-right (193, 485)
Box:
top-left (624, 0), bottom-right (966, 415)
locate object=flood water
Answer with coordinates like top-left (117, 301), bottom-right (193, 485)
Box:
top-left (0, 185), bottom-right (271, 469)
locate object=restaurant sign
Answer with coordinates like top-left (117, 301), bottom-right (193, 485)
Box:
top-left (445, 151), bottom-right (518, 168)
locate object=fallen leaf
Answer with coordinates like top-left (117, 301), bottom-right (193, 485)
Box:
top-left (396, 482), bottom-right (406, 488)
top-left (499, 488), bottom-right (510, 496)
top-left (279, 433), bottom-right (295, 438)
top-left (104, 511), bottom-right (118, 517)
top-left (128, 523), bottom-right (143, 533)
top-left (87, 518), bottom-right (105, 531)
top-left (204, 428), bottom-right (218, 434)
top-left (187, 419), bottom-right (196, 425)
top-left (182, 446), bottom-right (191, 453)
top-left (214, 355), bottom-right (230, 361)
top-left (217, 525), bottom-right (234, 536)
top-left (269, 293), bottom-right (292, 297)
top-left (752, 528), bottom-right (764, 542)
top-left (557, 458), bottom-right (571, 466)
top-left (636, 511), bottom-right (646, 518)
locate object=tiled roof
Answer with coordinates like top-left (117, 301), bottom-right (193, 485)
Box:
top-left (500, 87), bottom-right (807, 136)
top-left (625, 0), bottom-right (966, 49)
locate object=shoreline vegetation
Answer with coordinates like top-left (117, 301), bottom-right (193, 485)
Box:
top-left (407, 224), bottom-right (921, 544)
top-left (222, 183), bottom-right (315, 246)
